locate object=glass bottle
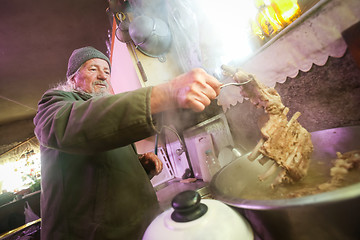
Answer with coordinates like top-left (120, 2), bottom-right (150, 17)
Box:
top-left (253, 0), bottom-right (302, 38)
top-left (254, 0), bottom-right (284, 37)
top-left (205, 150), bottom-right (221, 179)
top-left (270, 0), bottom-right (301, 27)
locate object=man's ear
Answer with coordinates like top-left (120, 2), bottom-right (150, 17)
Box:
top-left (67, 74), bottom-right (77, 88)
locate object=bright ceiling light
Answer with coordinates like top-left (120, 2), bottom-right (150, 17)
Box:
top-left (196, 0), bottom-right (258, 65)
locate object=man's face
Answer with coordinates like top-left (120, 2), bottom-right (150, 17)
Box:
top-left (72, 58), bottom-right (112, 95)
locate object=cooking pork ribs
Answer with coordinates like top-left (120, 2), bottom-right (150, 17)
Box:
top-left (222, 66), bottom-right (314, 185)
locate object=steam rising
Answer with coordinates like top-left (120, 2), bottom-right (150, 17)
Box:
top-left (128, 0), bottom-right (258, 78)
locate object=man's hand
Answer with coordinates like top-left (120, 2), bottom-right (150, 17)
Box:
top-left (139, 152), bottom-right (163, 179)
top-left (151, 68), bottom-right (221, 113)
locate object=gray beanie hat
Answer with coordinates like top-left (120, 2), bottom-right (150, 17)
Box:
top-left (66, 46), bottom-right (111, 78)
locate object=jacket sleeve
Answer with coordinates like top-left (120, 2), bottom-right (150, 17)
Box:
top-left (33, 88), bottom-right (158, 154)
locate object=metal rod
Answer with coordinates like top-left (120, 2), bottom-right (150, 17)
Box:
top-left (129, 42), bottom-right (148, 82)
top-left (220, 79), bottom-right (253, 89)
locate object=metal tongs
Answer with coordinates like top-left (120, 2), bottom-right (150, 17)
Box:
top-left (220, 80), bottom-right (253, 89)
top-left (220, 65), bottom-right (254, 89)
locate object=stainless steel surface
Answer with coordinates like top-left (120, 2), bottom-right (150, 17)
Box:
top-left (128, 16), bottom-right (171, 58)
top-left (156, 180), bottom-right (208, 211)
top-left (196, 186), bottom-right (212, 199)
top-left (210, 126), bottom-right (360, 240)
top-left (183, 113), bottom-right (235, 180)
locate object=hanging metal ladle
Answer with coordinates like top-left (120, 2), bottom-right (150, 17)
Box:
top-left (115, 12), bottom-right (148, 82)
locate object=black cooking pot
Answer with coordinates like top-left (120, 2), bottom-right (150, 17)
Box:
top-left (210, 126), bottom-right (360, 240)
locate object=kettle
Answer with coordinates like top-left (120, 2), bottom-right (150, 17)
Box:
top-left (143, 190), bottom-right (253, 240)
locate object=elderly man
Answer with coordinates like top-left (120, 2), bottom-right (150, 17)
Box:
top-left (34, 46), bottom-right (221, 239)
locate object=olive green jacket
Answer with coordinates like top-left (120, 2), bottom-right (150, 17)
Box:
top-left (33, 88), bottom-right (160, 240)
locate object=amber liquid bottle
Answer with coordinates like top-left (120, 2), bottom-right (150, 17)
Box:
top-left (252, 0), bottom-right (302, 38)
top-left (270, 0), bottom-right (302, 27)
top-left (254, 0), bottom-right (284, 38)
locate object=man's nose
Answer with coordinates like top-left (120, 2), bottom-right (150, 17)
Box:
top-left (98, 71), bottom-right (108, 80)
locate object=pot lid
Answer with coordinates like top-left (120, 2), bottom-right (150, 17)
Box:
top-left (143, 190), bottom-right (253, 240)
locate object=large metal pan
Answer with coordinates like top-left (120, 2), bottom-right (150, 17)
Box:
top-left (210, 126), bottom-right (360, 240)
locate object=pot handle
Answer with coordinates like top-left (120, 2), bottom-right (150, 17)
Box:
top-left (171, 190), bottom-right (208, 222)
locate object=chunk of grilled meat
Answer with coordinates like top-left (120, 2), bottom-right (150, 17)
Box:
top-left (260, 110), bottom-right (313, 182)
top-left (223, 66), bottom-right (314, 183)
